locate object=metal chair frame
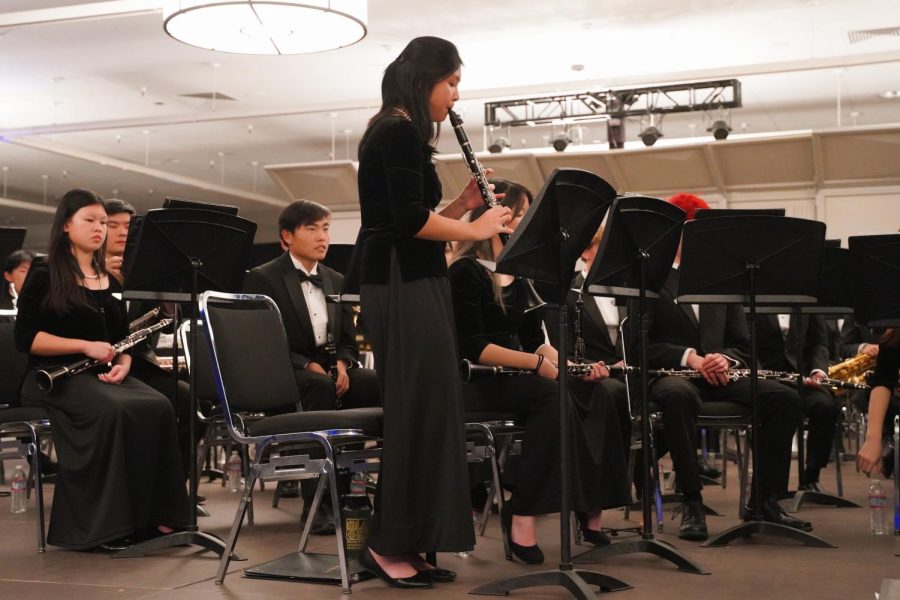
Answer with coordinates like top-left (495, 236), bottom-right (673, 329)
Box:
top-left (0, 415), bottom-right (51, 552)
top-left (201, 291), bottom-right (381, 593)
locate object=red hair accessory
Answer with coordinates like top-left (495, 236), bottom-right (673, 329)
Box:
top-left (667, 193), bottom-right (710, 221)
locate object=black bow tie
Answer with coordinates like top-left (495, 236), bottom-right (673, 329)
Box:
top-left (296, 270), bottom-right (323, 288)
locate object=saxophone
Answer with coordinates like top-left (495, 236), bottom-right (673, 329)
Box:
top-left (828, 352), bottom-right (877, 388)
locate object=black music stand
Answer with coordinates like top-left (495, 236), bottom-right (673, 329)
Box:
top-left (115, 208), bottom-right (256, 559)
top-left (676, 215), bottom-right (834, 548)
top-left (786, 245), bottom-right (861, 511)
top-left (575, 196), bottom-right (707, 574)
top-left (472, 169), bottom-right (631, 598)
top-left (849, 234), bottom-right (900, 552)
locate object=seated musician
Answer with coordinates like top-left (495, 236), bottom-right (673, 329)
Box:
top-left (102, 198), bottom-right (195, 477)
top-left (756, 312), bottom-right (840, 493)
top-left (858, 329), bottom-right (900, 478)
top-left (562, 225), bottom-right (720, 540)
top-left (449, 179), bottom-right (631, 564)
top-left (242, 199), bottom-right (380, 531)
top-left (633, 193), bottom-right (809, 540)
top-left (15, 189), bottom-right (188, 551)
top-left (1, 249), bottom-right (34, 323)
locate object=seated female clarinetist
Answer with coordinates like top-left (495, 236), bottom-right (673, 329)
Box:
top-left (14, 189), bottom-right (189, 551)
top-left (857, 328), bottom-right (900, 477)
top-left (448, 179), bottom-right (632, 564)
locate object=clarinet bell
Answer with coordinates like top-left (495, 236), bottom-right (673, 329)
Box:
top-left (522, 278), bottom-right (547, 313)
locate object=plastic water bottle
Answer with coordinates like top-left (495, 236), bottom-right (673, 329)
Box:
top-left (227, 451), bottom-right (242, 493)
top-left (349, 471), bottom-right (367, 495)
top-left (869, 478), bottom-right (887, 535)
top-left (10, 465), bottom-right (27, 514)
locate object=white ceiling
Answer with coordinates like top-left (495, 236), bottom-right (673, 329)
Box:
top-left (1, 0), bottom-right (899, 243)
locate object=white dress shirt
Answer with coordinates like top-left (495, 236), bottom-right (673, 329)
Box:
top-left (289, 254), bottom-right (329, 348)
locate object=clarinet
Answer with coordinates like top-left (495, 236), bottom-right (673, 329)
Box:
top-left (448, 110), bottom-right (502, 211)
top-left (36, 318), bottom-right (173, 393)
top-left (461, 359), bottom-right (594, 383)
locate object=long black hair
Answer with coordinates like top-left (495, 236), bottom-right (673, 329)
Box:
top-left (45, 188), bottom-right (108, 315)
top-left (360, 36), bottom-right (463, 153)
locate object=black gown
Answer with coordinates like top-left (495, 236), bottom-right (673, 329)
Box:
top-left (15, 262), bottom-right (189, 550)
top-left (357, 116), bottom-right (474, 554)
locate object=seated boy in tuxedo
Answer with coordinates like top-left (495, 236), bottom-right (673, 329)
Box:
top-left (243, 200), bottom-right (380, 531)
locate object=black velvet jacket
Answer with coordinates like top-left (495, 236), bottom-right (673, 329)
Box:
top-left (357, 116), bottom-right (446, 284)
top-left (14, 262), bottom-right (128, 369)
top-left (448, 257), bottom-right (545, 363)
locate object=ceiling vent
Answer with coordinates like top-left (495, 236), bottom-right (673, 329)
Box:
top-left (178, 92), bottom-right (238, 101)
top-left (848, 26), bottom-right (900, 44)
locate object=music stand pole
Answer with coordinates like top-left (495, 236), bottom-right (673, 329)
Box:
top-left (574, 197), bottom-right (706, 574)
top-left (115, 207), bottom-right (256, 560)
top-left (472, 169), bottom-right (630, 597)
top-left (117, 259), bottom-right (237, 558)
top-left (696, 232), bottom-right (832, 548)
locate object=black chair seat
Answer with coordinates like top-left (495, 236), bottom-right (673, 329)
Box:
top-left (248, 407), bottom-right (383, 438)
top-left (0, 407), bottom-right (50, 424)
top-left (698, 401), bottom-right (750, 420)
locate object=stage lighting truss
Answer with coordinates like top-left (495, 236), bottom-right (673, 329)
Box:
top-left (484, 79), bottom-right (741, 129)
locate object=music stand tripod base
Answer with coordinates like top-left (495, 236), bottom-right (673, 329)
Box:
top-left (471, 569), bottom-right (632, 597)
top-left (573, 538), bottom-right (709, 574)
top-left (789, 490), bottom-right (862, 512)
top-left (702, 519), bottom-right (836, 548)
top-left (114, 529), bottom-right (245, 560)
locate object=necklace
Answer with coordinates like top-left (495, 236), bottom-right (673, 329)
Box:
top-left (83, 273), bottom-right (100, 279)
top-left (393, 107), bottom-right (412, 122)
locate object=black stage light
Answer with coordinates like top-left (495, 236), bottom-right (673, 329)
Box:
top-left (488, 137), bottom-right (510, 153)
top-left (552, 133), bottom-right (572, 152)
top-left (639, 126), bottom-right (662, 147)
top-left (709, 120), bottom-right (731, 140)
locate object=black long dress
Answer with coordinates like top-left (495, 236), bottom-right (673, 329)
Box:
top-left (356, 116), bottom-right (475, 554)
top-left (15, 262), bottom-right (189, 550)
top-left (449, 257), bottom-right (631, 515)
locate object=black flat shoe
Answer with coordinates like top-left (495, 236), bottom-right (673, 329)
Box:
top-left (500, 503), bottom-right (544, 564)
top-left (420, 567), bottom-right (457, 583)
top-left (574, 512), bottom-right (611, 546)
top-left (358, 548), bottom-right (433, 589)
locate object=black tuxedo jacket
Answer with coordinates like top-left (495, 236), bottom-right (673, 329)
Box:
top-left (634, 268), bottom-right (751, 369)
top-left (242, 252), bottom-right (358, 369)
top-left (755, 313), bottom-right (829, 374)
top-left (838, 315), bottom-right (879, 360)
top-left (549, 273), bottom-right (626, 364)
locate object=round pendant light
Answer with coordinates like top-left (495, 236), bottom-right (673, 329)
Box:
top-left (163, 1), bottom-right (367, 55)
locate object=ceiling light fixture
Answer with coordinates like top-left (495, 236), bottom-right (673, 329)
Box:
top-left (879, 90), bottom-right (900, 99)
top-left (708, 120), bottom-right (731, 140)
top-left (488, 137), bottom-right (510, 154)
top-left (163, 1), bottom-right (367, 55)
top-left (552, 133), bottom-right (572, 152)
top-left (639, 126), bottom-right (662, 147)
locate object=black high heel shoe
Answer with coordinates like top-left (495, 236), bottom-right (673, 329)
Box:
top-left (500, 503), bottom-right (544, 564)
top-left (358, 548), bottom-right (433, 589)
top-left (575, 512), bottom-right (611, 546)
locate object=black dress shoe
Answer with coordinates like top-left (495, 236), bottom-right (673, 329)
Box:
top-left (575, 512), bottom-right (611, 546)
top-left (673, 500), bottom-right (708, 541)
top-left (358, 548), bottom-right (433, 589)
top-left (744, 498), bottom-right (813, 532)
top-left (500, 503), bottom-right (544, 564)
top-left (420, 567), bottom-right (457, 583)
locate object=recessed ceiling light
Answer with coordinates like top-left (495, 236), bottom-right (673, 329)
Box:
top-left (879, 90), bottom-right (900, 99)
